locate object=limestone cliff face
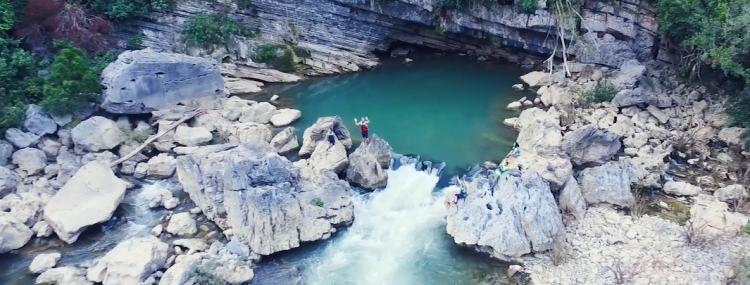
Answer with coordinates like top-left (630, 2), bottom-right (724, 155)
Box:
top-left (124, 0), bottom-right (660, 74)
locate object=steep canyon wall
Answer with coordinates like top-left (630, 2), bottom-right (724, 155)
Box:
top-left (124, 0), bottom-right (662, 75)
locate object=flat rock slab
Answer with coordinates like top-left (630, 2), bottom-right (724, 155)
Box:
top-left (43, 161), bottom-right (127, 243)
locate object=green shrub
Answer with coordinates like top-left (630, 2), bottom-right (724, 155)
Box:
top-left (41, 47), bottom-right (102, 115)
top-left (733, 256), bottom-right (750, 285)
top-left (577, 80), bottom-right (617, 106)
top-left (743, 223), bottom-right (750, 234)
top-left (252, 43), bottom-right (301, 72)
top-left (313, 197), bottom-right (324, 207)
top-left (727, 89), bottom-right (750, 128)
top-left (183, 13), bottom-right (257, 51)
top-left (90, 0), bottom-right (174, 22)
top-left (128, 34), bottom-right (143, 50)
top-left (0, 0), bottom-right (13, 31)
top-left (190, 262), bottom-right (228, 285)
top-left (0, 35), bottom-right (42, 131)
top-left (519, 0), bottom-right (537, 14)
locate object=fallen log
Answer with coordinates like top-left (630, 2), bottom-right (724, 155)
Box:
top-left (110, 109), bottom-right (204, 167)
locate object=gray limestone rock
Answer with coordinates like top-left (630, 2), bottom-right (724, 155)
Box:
top-left (23, 104), bottom-right (57, 136)
top-left (100, 49), bottom-right (225, 114)
top-left (577, 161), bottom-right (636, 208)
top-left (71, 116), bottom-right (128, 152)
top-left (561, 125), bottom-right (621, 166)
top-left (446, 167), bottom-right (565, 261)
top-left (175, 143), bottom-right (354, 255)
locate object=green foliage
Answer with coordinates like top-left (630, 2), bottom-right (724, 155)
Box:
top-left (41, 47), bottom-right (103, 115)
top-left (252, 43), bottom-right (307, 72)
top-left (90, 0), bottom-right (174, 22)
top-left (313, 197), bottom-right (324, 207)
top-left (734, 256), bottom-right (750, 285)
top-left (0, 35), bottom-right (42, 131)
top-left (433, 0), bottom-right (463, 8)
top-left (434, 26), bottom-right (445, 35)
top-left (190, 261), bottom-right (228, 285)
top-left (121, 126), bottom-right (153, 143)
top-left (128, 34), bottom-right (143, 50)
top-left (743, 223), bottom-right (750, 234)
top-left (656, 0), bottom-right (750, 81)
top-left (574, 79), bottom-right (617, 106)
top-left (519, 0), bottom-right (537, 14)
top-left (183, 13), bottom-right (257, 51)
top-left (727, 89), bottom-right (750, 128)
top-left (0, 0), bottom-right (14, 31)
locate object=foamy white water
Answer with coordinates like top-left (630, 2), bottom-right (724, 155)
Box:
top-left (304, 165), bottom-right (461, 285)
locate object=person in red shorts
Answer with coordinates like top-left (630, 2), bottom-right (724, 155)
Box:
top-left (354, 117), bottom-right (370, 144)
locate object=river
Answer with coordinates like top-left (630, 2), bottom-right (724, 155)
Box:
top-left (0, 55), bottom-right (528, 285)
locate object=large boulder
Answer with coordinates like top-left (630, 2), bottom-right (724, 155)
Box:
top-left (515, 108), bottom-right (572, 188)
top-left (221, 122), bottom-right (272, 144)
top-left (308, 139), bottom-right (348, 174)
top-left (23, 104), bottom-right (57, 136)
top-left (0, 212), bottom-right (33, 253)
top-left (43, 161), bottom-right (127, 243)
top-left (690, 194), bottom-right (749, 237)
top-left (299, 116), bottom-right (352, 157)
top-left (71, 117), bottom-right (128, 152)
top-left (446, 168), bottom-right (565, 261)
top-left (29, 252), bottom-right (62, 274)
top-left (165, 212), bottom-right (197, 237)
top-left (0, 166), bottom-right (20, 197)
top-left (86, 236), bottom-right (168, 285)
top-left (577, 161), bottom-right (635, 208)
top-left (561, 125), bottom-right (621, 166)
top-left (100, 49), bottom-right (225, 114)
top-left (558, 175), bottom-right (586, 220)
top-left (173, 126), bottom-right (212, 146)
top-left (344, 134), bottom-right (392, 190)
top-left (270, 127), bottom-right (299, 155)
top-left (5, 128), bottom-right (40, 148)
top-left (0, 140), bottom-right (13, 166)
top-left (36, 266), bottom-right (93, 285)
top-left (663, 180), bottom-right (702, 196)
top-left (147, 153), bottom-right (177, 179)
top-left (175, 143), bottom-right (354, 255)
top-left (12, 148), bottom-right (48, 175)
top-left (270, 109), bottom-right (301, 127)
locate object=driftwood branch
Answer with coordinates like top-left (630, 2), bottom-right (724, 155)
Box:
top-left (110, 109), bottom-right (204, 167)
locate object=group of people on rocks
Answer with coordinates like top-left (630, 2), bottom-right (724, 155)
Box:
top-left (327, 117), bottom-right (370, 145)
top-left (445, 142), bottom-right (521, 208)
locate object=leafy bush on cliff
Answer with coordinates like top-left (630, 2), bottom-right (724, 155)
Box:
top-left (183, 13), bottom-right (258, 51)
top-left (656, 0), bottom-right (750, 82)
top-left (252, 43), bottom-right (308, 72)
top-left (519, 0), bottom-right (537, 13)
top-left (575, 79), bottom-right (617, 106)
top-left (41, 46), bottom-right (113, 115)
top-left (90, 0), bottom-right (174, 22)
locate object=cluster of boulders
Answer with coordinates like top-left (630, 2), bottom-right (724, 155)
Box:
top-left (451, 59), bottom-right (750, 283)
top-left (0, 49), bottom-right (399, 285)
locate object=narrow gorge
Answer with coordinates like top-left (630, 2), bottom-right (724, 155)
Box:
top-left (0, 0), bottom-right (749, 285)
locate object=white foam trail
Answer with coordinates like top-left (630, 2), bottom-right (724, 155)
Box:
top-left (305, 165), bottom-right (460, 285)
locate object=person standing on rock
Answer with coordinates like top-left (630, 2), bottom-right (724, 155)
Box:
top-left (354, 117), bottom-right (370, 144)
top-left (326, 128), bottom-right (336, 145)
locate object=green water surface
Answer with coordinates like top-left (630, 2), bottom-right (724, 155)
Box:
top-left (267, 57), bottom-right (527, 169)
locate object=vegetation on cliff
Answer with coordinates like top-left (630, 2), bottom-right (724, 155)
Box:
top-left (182, 12), bottom-right (258, 51)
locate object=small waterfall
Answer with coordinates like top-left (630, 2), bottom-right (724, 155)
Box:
top-left (303, 155), bottom-right (460, 285)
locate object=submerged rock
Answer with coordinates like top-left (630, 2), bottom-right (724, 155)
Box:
top-left (176, 143), bottom-right (354, 255)
top-left (43, 161), bottom-right (127, 243)
top-left (86, 236), bottom-right (168, 285)
top-left (100, 49), bottom-right (225, 114)
top-left (299, 116), bottom-right (352, 156)
top-left (29, 252), bottom-right (62, 274)
top-left (446, 168), bottom-right (565, 261)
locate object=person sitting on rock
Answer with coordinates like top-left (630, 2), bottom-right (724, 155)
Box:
top-left (512, 142), bottom-right (521, 157)
top-left (495, 159), bottom-right (510, 176)
top-left (453, 179), bottom-right (468, 205)
top-left (326, 128), bottom-right (336, 145)
top-left (354, 117), bottom-right (370, 144)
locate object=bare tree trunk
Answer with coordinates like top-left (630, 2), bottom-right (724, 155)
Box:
top-left (109, 109), bottom-right (205, 167)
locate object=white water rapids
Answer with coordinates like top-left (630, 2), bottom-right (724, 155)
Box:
top-left (302, 164), bottom-right (478, 285)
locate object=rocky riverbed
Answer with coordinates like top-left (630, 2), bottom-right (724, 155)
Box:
top-left (442, 58), bottom-right (750, 285)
